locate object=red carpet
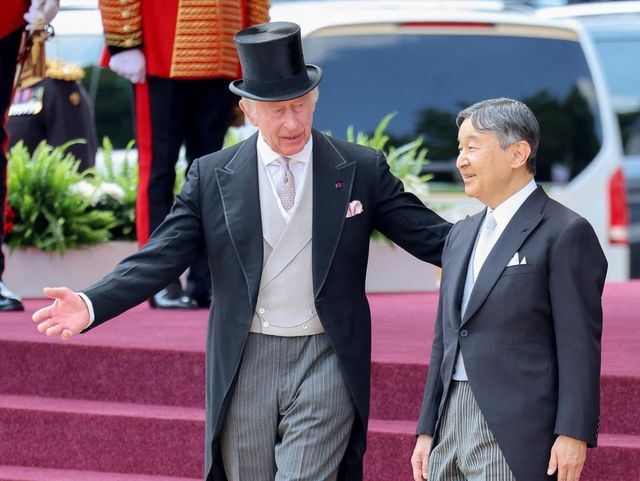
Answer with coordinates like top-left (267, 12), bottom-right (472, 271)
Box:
top-left (0, 281), bottom-right (639, 480)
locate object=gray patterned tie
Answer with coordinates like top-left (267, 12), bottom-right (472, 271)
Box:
top-left (276, 157), bottom-right (296, 212)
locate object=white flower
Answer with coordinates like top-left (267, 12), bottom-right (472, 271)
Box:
top-left (69, 180), bottom-right (98, 203)
top-left (96, 182), bottom-right (125, 203)
top-left (69, 181), bottom-right (125, 206)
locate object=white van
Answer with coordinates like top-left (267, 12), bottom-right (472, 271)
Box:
top-left (271, 0), bottom-right (630, 281)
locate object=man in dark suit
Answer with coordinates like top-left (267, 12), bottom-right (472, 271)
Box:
top-left (33, 23), bottom-right (451, 481)
top-left (411, 98), bottom-right (607, 481)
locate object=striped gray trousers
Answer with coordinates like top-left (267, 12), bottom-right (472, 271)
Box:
top-left (428, 381), bottom-right (516, 481)
top-left (221, 333), bottom-right (355, 481)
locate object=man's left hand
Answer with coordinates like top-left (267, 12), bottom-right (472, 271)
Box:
top-left (547, 435), bottom-right (587, 481)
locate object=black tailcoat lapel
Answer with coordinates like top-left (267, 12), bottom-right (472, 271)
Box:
top-left (311, 130), bottom-right (356, 297)
top-left (446, 214), bottom-right (483, 330)
top-left (215, 133), bottom-right (264, 304)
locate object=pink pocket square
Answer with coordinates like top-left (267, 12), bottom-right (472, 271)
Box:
top-left (346, 200), bottom-right (364, 218)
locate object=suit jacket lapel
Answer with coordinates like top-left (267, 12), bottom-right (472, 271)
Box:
top-left (215, 133), bottom-right (264, 303)
top-left (311, 130), bottom-right (356, 297)
top-left (462, 186), bottom-right (547, 324)
top-left (447, 214), bottom-right (483, 329)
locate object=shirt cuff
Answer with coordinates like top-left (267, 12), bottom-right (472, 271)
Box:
top-left (77, 292), bottom-right (95, 329)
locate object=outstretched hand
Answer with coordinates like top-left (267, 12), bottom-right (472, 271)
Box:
top-left (32, 287), bottom-right (90, 341)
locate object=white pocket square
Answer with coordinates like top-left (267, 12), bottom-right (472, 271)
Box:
top-left (507, 253), bottom-right (527, 267)
top-left (346, 200), bottom-right (364, 218)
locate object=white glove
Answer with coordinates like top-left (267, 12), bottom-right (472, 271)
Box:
top-left (109, 49), bottom-right (147, 84)
top-left (24, 0), bottom-right (59, 30)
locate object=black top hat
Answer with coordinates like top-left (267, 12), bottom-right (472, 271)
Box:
top-left (229, 22), bottom-right (322, 102)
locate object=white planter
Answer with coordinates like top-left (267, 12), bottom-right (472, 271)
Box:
top-left (5, 239), bottom-right (438, 297)
top-left (4, 241), bottom-right (138, 298)
top-left (365, 239), bottom-right (440, 293)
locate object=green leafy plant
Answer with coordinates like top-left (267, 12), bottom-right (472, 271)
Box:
top-left (91, 137), bottom-right (138, 241)
top-left (6, 141), bottom-right (116, 254)
top-left (6, 115), bottom-right (430, 253)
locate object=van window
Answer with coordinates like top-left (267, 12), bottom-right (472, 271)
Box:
top-left (591, 35), bottom-right (640, 156)
top-left (303, 30), bottom-right (602, 185)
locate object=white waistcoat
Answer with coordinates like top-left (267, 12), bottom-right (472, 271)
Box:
top-left (249, 156), bottom-right (324, 336)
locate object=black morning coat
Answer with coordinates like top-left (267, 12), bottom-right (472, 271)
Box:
top-left (417, 186), bottom-right (607, 481)
top-left (83, 130), bottom-right (452, 480)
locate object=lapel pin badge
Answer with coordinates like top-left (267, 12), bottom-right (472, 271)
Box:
top-left (335, 181), bottom-right (343, 190)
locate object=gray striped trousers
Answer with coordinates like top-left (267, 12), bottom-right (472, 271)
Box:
top-left (221, 332), bottom-right (355, 481)
top-left (428, 381), bottom-right (516, 481)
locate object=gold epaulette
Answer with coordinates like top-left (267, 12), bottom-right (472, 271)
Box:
top-left (99, 0), bottom-right (143, 48)
top-left (46, 59), bottom-right (85, 81)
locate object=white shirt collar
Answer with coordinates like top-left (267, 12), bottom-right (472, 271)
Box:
top-left (257, 131), bottom-right (313, 166)
top-left (489, 179), bottom-right (537, 230)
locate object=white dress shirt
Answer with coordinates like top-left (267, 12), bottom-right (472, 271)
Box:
top-left (452, 179), bottom-right (537, 381)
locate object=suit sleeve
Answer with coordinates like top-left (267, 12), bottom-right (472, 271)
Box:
top-left (549, 216), bottom-right (607, 447)
top-left (82, 158), bottom-right (206, 325)
top-left (372, 150), bottom-right (451, 267)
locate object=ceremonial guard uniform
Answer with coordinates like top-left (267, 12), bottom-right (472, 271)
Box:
top-left (8, 59), bottom-right (98, 171)
top-left (98, 0), bottom-right (270, 308)
top-left (0, 0), bottom-right (31, 311)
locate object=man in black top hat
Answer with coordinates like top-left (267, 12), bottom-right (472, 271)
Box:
top-left (32, 22), bottom-right (451, 481)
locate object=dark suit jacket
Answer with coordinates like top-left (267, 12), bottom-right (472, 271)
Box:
top-left (417, 186), bottom-right (607, 481)
top-left (83, 130), bottom-right (451, 481)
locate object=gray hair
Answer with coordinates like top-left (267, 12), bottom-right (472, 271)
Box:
top-left (456, 98), bottom-right (539, 174)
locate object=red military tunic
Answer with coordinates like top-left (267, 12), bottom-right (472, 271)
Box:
top-left (1, 0), bottom-right (29, 39)
top-left (98, 0), bottom-right (270, 80)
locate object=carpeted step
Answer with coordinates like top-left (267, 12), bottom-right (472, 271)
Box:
top-left (0, 314), bottom-right (640, 434)
top-left (369, 361), bottom-right (640, 436)
top-left (0, 465), bottom-right (199, 481)
top-left (3, 394), bottom-right (639, 481)
top-left (363, 420), bottom-right (640, 481)
top-left (0, 340), bottom-right (206, 408)
top-left (0, 395), bottom-right (203, 479)
top-left (3, 338), bottom-right (638, 436)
